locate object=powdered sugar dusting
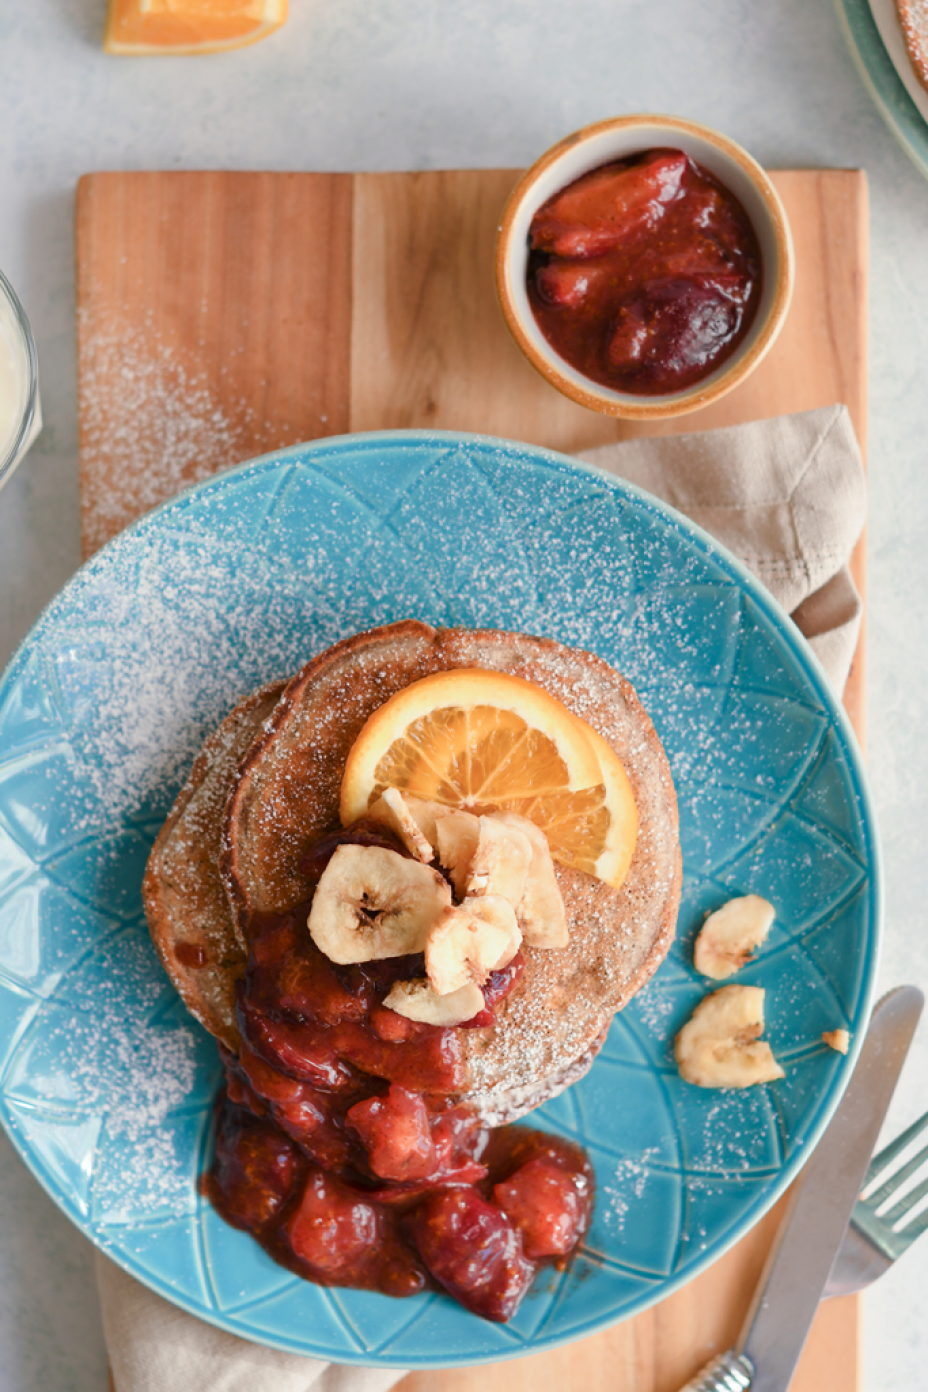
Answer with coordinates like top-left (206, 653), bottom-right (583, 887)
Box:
top-left (47, 527), bottom-right (353, 832)
top-left (14, 931), bottom-right (206, 1223)
top-left (604, 1146), bottom-right (663, 1233)
top-left (896, 0), bottom-right (928, 91)
top-left (79, 313), bottom-right (261, 556)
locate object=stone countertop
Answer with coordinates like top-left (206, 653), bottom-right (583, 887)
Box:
top-left (2, 1), bottom-right (928, 1388)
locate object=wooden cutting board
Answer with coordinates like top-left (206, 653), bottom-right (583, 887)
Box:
top-left (76, 167), bottom-right (868, 1392)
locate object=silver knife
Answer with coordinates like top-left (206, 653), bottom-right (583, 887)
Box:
top-left (678, 984), bottom-right (924, 1392)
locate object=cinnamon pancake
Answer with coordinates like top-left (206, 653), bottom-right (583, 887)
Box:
top-left (143, 682), bottom-right (285, 1050)
top-left (896, 0), bottom-right (928, 92)
top-left (222, 621), bottom-right (681, 1123)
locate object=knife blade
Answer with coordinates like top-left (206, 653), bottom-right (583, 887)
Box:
top-left (679, 985), bottom-right (924, 1392)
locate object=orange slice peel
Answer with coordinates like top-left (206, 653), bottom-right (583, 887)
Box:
top-left (104, 0), bottom-right (287, 55)
top-left (339, 668), bottom-right (638, 888)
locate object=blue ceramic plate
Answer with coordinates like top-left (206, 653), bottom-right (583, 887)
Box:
top-left (0, 432), bottom-right (880, 1365)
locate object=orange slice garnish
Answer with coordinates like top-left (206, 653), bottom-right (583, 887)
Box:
top-left (339, 668), bottom-right (638, 888)
top-left (104, 0), bottom-right (287, 54)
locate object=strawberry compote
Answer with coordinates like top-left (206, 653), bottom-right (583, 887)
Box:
top-left (206, 828), bottom-right (594, 1322)
top-left (527, 148), bottom-right (762, 395)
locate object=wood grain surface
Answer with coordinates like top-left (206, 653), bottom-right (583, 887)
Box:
top-left (76, 165), bottom-right (868, 1392)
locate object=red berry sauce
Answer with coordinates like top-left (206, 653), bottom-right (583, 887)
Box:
top-left (527, 148), bottom-right (762, 396)
top-left (206, 829), bottom-right (594, 1322)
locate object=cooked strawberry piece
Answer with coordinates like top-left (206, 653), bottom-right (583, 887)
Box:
top-left (698, 271), bottom-right (752, 305)
top-left (219, 1045), bottom-right (268, 1116)
top-left (459, 954), bottom-right (525, 1029)
top-left (458, 1004), bottom-right (494, 1029)
top-left (358, 1106), bottom-right (488, 1198)
top-left (353, 952), bottom-right (429, 994)
top-left (286, 1171), bottom-right (380, 1275)
top-left (235, 1042), bottom-right (368, 1172)
top-left (607, 277), bottom-right (743, 381)
top-left (608, 301), bottom-right (649, 367)
top-left (347, 1083), bottom-right (437, 1181)
top-left (406, 1190), bottom-right (535, 1322)
top-left (428, 1105), bottom-right (489, 1183)
top-left (481, 954), bottom-right (524, 1010)
top-left (223, 1067), bottom-right (267, 1117)
top-left (275, 948), bottom-right (370, 1025)
top-left (493, 1157), bottom-right (589, 1259)
top-left (376, 1248), bottom-right (431, 1298)
top-left (684, 184), bottom-right (727, 230)
top-left (486, 1127), bottom-right (595, 1184)
top-left (290, 1126), bottom-right (356, 1175)
top-left (369, 1000), bottom-right (420, 1042)
top-left (238, 1042), bottom-right (307, 1104)
top-left (239, 994), bottom-right (354, 1091)
top-left (247, 912), bottom-right (301, 968)
top-left (245, 915), bottom-right (373, 1027)
top-left (331, 1018), bottom-right (465, 1093)
top-left (210, 1101), bottom-right (303, 1232)
top-left (429, 1157), bottom-right (488, 1186)
top-left (531, 151), bottom-right (688, 259)
top-left (274, 1100), bottom-right (357, 1172)
top-left (641, 238), bottom-right (736, 281)
top-left (269, 1091), bottom-right (324, 1139)
top-left (300, 820), bottom-right (405, 881)
top-left (484, 1128), bottom-right (594, 1259)
top-left (534, 259), bottom-right (607, 309)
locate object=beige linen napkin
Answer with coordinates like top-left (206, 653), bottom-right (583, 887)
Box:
top-left (578, 402), bottom-right (866, 694)
top-left (96, 1252), bottom-right (406, 1392)
top-left (96, 401), bottom-right (865, 1390)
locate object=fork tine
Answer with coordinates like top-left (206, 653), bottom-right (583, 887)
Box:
top-left (865, 1141), bottom-right (928, 1210)
top-left (881, 1171), bottom-right (928, 1228)
top-left (891, 1202), bottom-right (928, 1251)
top-left (864, 1109), bottom-right (928, 1187)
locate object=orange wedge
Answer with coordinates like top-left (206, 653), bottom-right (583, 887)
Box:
top-left (104, 0), bottom-right (287, 54)
top-left (339, 669), bottom-right (638, 888)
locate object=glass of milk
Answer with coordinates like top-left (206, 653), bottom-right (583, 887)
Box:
top-left (0, 268), bottom-right (41, 494)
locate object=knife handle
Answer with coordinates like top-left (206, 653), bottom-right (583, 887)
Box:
top-left (677, 1350), bottom-right (753, 1392)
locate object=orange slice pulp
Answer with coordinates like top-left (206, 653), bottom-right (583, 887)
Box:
top-left (339, 669), bottom-right (638, 889)
top-left (104, 0), bottom-right (287, 54)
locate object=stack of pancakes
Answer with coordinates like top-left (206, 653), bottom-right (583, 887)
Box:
top-left (143, 620), bottom-right (682, 1124)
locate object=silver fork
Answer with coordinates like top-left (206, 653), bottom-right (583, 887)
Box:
top-left (825, 1105), bottom-right (928, 1297)
top-left (679, 1109), bottom-right (928, 1392)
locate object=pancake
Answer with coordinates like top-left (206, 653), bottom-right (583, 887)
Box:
top-left (221, 621), bottom-right (682, 1123)
top-left (896, 0), bottom-right (928, 92)
top-left (142, 682), bottom-right (285, 1050)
